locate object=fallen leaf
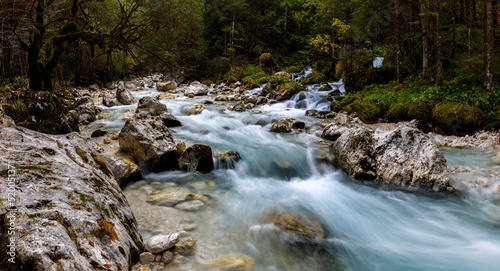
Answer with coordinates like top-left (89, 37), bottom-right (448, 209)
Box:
top-left (87, 208), bottom-right (92, 213)
top-left (73, 205), bottom-right (81, 210)
top-left (89, 241), bottom-right (94, 247)
top-left (103, 264), bottom-right (112, 269)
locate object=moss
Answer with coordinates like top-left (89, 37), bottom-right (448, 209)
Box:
top-left (91, 153), bottom-right (112, 176)
top-left (326, 90), bottom-right (341, 101)
top-left (408, 100), bottom-right (434, 123)
top-left (91, 219), bottom-right (119, 241)
top-left (432, 103), bottom-right (486, 134)
top-left (346, 98), bottom-right (383, 122)
top-left (74, 146), bottom-right (88, 163)
top-left (319, 84), bottom-right (333, 91)
top-left (385, 101), bottom-right (410, 122)
top-left (301, 71), bottom-right (327, 85)
top-left (332, 95), bottom-right (355, 112)
top-left (276, 81), bottom-right (305, 100)
top-left (94, 202), bottom-right (110, 217)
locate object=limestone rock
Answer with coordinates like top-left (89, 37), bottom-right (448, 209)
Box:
top-left (103, 92), bottom-right (117, 107)
top-left (144, 234), bottom-right (180, 254)
top-left (263, 211), bottom-right (325, 241)
top-left (0, 104), bottom-right (15, 127)
top-left (178, 144), bottom-right (214, 172)
top-left (185, 103), bottom-right (205, 116)
top-left (0, 126), bottom-right (142, 271)
top-left (119, 114), bottom-right (177, 172)
top-left (175, 200), bottom-right (205, 211)
top-left (68, 96), bottom-right (101, 124)
top-left (159, 112), bottom-right (182, 127)
top-left (270, 118), bottom-right (305, 133)
top-left (157, 81), bottom-right (177, 92)
top-left (146, 187), bottom-right (192, 207)
top-left (184, 82), bottom-right (209, 96)
top-left (116, 88), bottom-right (137, 105)
top-left (102, 155), bottom-right (142, 188)
top-left (140, 252), bottom-right (156, 265)
top-left (136, 96), bottom-right (168, 116)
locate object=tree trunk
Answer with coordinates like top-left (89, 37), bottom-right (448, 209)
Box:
top-left (28, 0), bottom-right (46, 91)
top-left (485, 0), bottom-right (494, 90)
top-left (420, 0), bottom-right (429, 81)
top-left (332, 3), bottom-right (335, 60)
top-left (451, 0), bottom-right (457, 58)
top-left (435, 0), bottom-right (443, 86)
top-left (395, 0), bottom-right (402, 84)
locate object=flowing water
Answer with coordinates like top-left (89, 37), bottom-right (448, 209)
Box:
top-left (86, 84), bottom-right (500, 271)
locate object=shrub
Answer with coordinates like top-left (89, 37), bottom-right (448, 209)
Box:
top-left (346, 98), bottom-right (384, 122)
top-left (385, 101), bottom-right (410, 122)
top-left (343, 66), bottom-right (396, 93)
top-left (408, 100), bottom-right (434, 123)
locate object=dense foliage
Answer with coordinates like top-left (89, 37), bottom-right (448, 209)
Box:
top-left (0, 0), bottom-right (498, 131)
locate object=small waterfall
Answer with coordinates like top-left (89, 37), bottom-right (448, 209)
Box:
top-left (373, 57), bottom-right (384, 68)
top-left (284, 79), bottom-right (345, 111)
top-left (292, 66), bottom-right (313, 82)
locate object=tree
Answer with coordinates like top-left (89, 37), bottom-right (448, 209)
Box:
top-left (420, 0), bottom-right (430, 81)
top-left (395, 0), bottom-right (402, 83)
top-left (434, 0), bottom-right (443, 86)
top-left (485, 0), bottom-right (494, 90)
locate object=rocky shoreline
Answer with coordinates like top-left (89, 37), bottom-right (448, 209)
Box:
top-left (1, 74), bottom-right (499, 270)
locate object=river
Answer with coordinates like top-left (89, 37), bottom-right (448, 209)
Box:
top-left (85, 81), bottom-right (500, 271)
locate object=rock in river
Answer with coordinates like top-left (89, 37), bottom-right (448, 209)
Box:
top-left (185, 103), bottom-right (205, 116)
top-left (119, 114), bottom-right (178, 172)
top-left (136, 96), bottom-right (167, 116)
top-left (0, 126), bottom-right (143, 271)
top-left (322, 121), bottom-right (450, 190)
top-left (270, 118), bottom-right (305, 133)
top-left (144, 233), bottom-right (180, 254)
top-left (214, 150), bottom-right (241, 169)
top-left (178, 144), bottom-right (214, 172)
top-left (156, 81), bottom-right (177, 92)
top-left (200, 253), bottom-right (255, 271)
top-left (184, 82), bottom-right (209, 96)
top-left (116, 87), bottom-right (137, 105)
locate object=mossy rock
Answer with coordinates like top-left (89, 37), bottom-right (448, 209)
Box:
top-left (276, 82), bottom-right (305, 101)
top-left (385, 101), bottom-right (410, 122)
top-left (408, 100), bottom-right (434, 123)
top-left (301, 71), bottom-right (327, 85)
top-left (432, 104), bottom-right (486, 134)
top-left (346, 98), bottom-right (383, 122)
top-left (332, 95), bottom-right (355, 112)
top-left (326, 90), bottom-right (341, 101)
top-left (259, 53), bottom-right (278, 74)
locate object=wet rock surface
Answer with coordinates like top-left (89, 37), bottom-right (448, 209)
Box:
top-left (178, 144), bottom-right (214, 172)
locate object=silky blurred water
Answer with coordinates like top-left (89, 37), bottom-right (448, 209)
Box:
top-left (90, 85), bottom-right (500, 271)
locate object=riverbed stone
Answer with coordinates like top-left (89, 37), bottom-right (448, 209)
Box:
top-left (174, 238), bottom-right (196, 255)
top-left (147, 187), bottom-right (192, 207)
top-left (119, 114), bottom-right (178, 172)
top-left (68, 96), bottom-right (101, 124)
top-left (200, 253), bottom-right (255, 271)
top-left (136, 96), bottom-right (168, 116)
top-left (185, 103), bottom-right (205, 115)
top-left (117, 88), bottom-right (137, 105)
top-left (140, 252), bottom-right (156, 264)
top-left (178, 144), bottom-right (214, 172)
top-left (157, 81), bottom-right (177, 92)
top-left (184, 82), bottom-right (209, 96)
top-left (175, 200), bottom-right (205, 211)
top-left (144, 233), bottom-right (180, 254)
top-left (263, 211), bottom-right (325, 241)
top-left (102, 155), bottom-right (142, 187)
top-left (159, 111), bottom-right (182, 127)
top-left (270, 118), bottom-right (305, 133)
top-left (0, 126), bottom-right (143, 271)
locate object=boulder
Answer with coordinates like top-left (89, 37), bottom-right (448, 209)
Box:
top-left (200, 253), bottom-right (255, 271)
top-left (215, 95), bottom-right (228, 101)
top-left (323, 122), bottom-right (450, 190)
top-left (229, 101), bottom-right (246, 112)
top-left (185, 104), bottom-right (205, 116)
top-left (156, 81), bottom-right (177, 92)
top-left (119, 114), bottom-right (178, 172)
top-left (144, 234), bottom-right (180, 254)
top-left (270, 118), bottom-right (305, 133)
top-left (159, 112), bottom-right (182, 127)
top-left (274, 71), bottom-right (292, 79)
top-left (178, 144), bottom-right (214, 172)
top-left (136, 96), bottom-right (168, 116)
top-left (103, 92), bottom-right (117, 107)
top-left (184, 82), bottom-right (209, 96)
top-left (68, 96), bottom-right (101, 124)
top-left (175, 200), bottom-right (205, 211)
top-left (116, 88), bottom-right (137, 105)
top-left (214, 150), bottom-right (241, 169)
top-left (102, 155), bottom-right (142, 188)
top-left (0, 126), bottom-right (143, 271)
top-left (159, 92), bottom-right (176, 100)
top-left (140, 252), bottom-right (156, 265)
top-left (255, 97), bottom-right (268, 106)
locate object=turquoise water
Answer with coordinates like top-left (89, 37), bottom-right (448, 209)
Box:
top-left (91, 86), bottom-right (500, 271)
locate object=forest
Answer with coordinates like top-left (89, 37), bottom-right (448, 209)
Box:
top-left (0, 0), bottom-right (499, 133)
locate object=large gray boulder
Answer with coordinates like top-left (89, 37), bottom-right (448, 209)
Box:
top-left (119, 114), bottom-right (178, 172)
top-left (322, 121), bottom-right (450, 190)
top-left (0, 126), bottom-right (143, 271)
top-left (184, 82), bottom-right (209, 96)
top-left (102, 155), bottom-right (142, 188)
top-left (135, 96), bottom-right (167, 116)
top-left (178, 144), bottom-right (214, 172)
top-left (185, 104), bottom-right (205, 116)
top-left (116, 88), bottom-right (137, 105)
